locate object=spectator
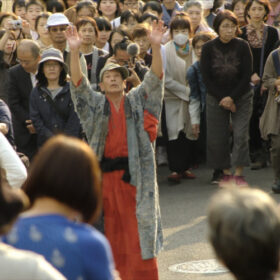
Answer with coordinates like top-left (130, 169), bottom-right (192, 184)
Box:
top-left (260, 47), bottom-right (280, 193)
top-left (46, 0), bottom-right (66, 13)
top-left (0, 98), bottom-right (15, 146)
top-left (0, 131), bottom-right (27, 189)
top-left (25, 0), bottom-right (45, 40)
top-left (187, 32), bottom-right (216, 165)
top-left (35, 13), bottom-right (52, 49)
top-left (208, 187), bottom-right (280, 280)
top-left (132, 24), bottom-right (152, 67)
top-left (75, 0), bottom-right (96, 19)
top-left (0, 30), bottom-right (17, 103)
top-left (200, 10), bottom-right (253, 185)
top-left (76, 17), bottom-right (108, 90)
top-left (120, 10), bottom-right (139, 33)
top-left (94, 16), bottom-right (112, 52)
top-left (97, 0), bottom-right (120, 22)
top-left (8, 39), bottom-right (40, 160)
top-left (143, 1), bottom-right (163, 18)
top-left (240, 0), bottom-right (279, 170)
top-left (0, 166), bottom-right (66, 280)
top-left (12, 0), bottom-right (26, 20)
top-left (29, 48), bottom-right (82, 147)
top-left (231, 0), bottom-right (248, 27)
top-left (184, 0), bottom-right (214, 34)
top-left (161, 0), bottom-right (182, 26)
top-left (164, 13), bottom-right (196, 183)
top-left (95, 26), bottom-right (131, 82)
top-left (46, 13), bottom-right (88, 76)
top-left (2, 135), bottom-right (115, 280)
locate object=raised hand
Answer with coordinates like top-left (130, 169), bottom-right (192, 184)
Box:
top-left (148, 20), bottom-right (165, 47)
top-left (65, 25), bottom-right (81, 51)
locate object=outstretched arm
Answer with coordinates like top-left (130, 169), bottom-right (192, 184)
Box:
top-left (149, 20), bottom-right (164, 79)
top-left (65, 25), bottom-right (83, 86)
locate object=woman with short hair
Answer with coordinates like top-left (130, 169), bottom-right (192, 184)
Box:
top-left (200, 10), bottom-right (253, 185)
top-left (164, 12), bottom-right (197, 183)
top-left (240, 0), bottom-right (279, 169)
top-left (2, 135), bottom-right (115, 280)
top-left (29, 48), bottom-right (82, 147)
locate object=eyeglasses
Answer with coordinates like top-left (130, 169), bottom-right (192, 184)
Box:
top-left (44, 62), bottom-right (60, 68)
top-left (220, 24), bottom-right (237, 30)
top-left (49, 26), bottom-right (67, 33)
top-left (16, 58), bottom-right (33, 65)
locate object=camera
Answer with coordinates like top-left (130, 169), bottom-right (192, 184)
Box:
top-left (10, 19), bottom-right (22, 29)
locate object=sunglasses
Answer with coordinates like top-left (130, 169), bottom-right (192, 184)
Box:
top-left (50, 27), bottom-right (67, 32)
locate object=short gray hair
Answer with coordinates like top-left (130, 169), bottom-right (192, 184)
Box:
top-left (183, 0), bottom-right (203, 11)
top-left (208, 187), bottom-right (280, 279)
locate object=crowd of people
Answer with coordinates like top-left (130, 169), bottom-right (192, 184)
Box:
top-left (1, 0), bottom-right (280, 278)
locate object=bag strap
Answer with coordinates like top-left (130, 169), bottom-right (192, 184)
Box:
top-left (41, 89), bottom-right (68, 122)
top-left (272, 50), bottom-right (280, 76)
top-left (259, 25), bottom-right (268, 78)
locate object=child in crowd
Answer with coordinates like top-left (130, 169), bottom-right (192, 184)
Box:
top-left (25, 0), bottom-right (44, 39)
top-left (12, 0), bottom-right (26, 19)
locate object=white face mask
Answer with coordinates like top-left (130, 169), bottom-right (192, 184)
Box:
top-left (173, 33), bottom-right (189, 46)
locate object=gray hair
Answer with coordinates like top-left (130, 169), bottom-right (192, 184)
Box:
top-left (208, 187), bottom-right (280, 280)
top-left (183, 0), bottom-right (203, 11)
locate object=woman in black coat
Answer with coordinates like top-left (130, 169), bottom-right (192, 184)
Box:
top-left (30, 48), bottom-right (81, 147)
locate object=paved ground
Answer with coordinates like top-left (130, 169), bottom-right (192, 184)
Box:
top-left (157, 164), bottom-right (280, 280)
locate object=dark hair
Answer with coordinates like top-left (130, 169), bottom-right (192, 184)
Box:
top-left (0, 30), bottom-right (17, 66)
top-left (35, 12), bottom-right (51, 31)
top-left (143, 1), bottom-right (162, 15)
top-left (12, 0), bottom-right (26, 13)
top-left (76, 17), bottom-right (98, 35)
top-left (244, 0), bottom-right (271, 23)
top-left (131, 23), bottom-right (149, 39)
top-left (213, 10), bottom-right (241, 35)
top-left (94, 16), bottom-right (112, 31)
top-left (97, 0), bottom-right (120, 18)
top-left (192, 31), bottom-right (216, 47)
top-left (76, 1), bottom-right (96, 17)
top-left (23, 135), bottom-right (102, 223)
top-left (108, 26), bottom-right (131, 54)
top-left (46, 0), bottom-right (65, 12)
top-left (26, 0), bottom-right (45, 11)
top-left (120, 10), bottom-right (139, 24)
top-left (231, 0), bottom-right (248, 10)
top-left (139, 12), bottom-right (158, 23)
top-left (36, 60), bottom-right (67, 87)
top-left (0, 12), bottom-right (18, 26)
top-left (0, 169), bottom-right (28, 234)
top-left (170, 12), bottom-right (192, 38)
top-left (113, 36), bottom-right (131, 54)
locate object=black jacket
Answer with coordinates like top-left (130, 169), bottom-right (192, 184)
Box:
top-left (8, 64), bottom-right (37, 157)
top-left (29, 83), bottom-right (82, 146)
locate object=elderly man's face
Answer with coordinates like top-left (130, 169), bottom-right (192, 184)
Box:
top-left (17, 49), bottom-right (40, 73)
top-left (100, 69), bottom-right (126, 94)
top-left (49, 24), bottom-right (68, 44)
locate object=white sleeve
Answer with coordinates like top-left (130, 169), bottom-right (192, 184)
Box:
top-left (0, 132), bottom-right (27, 188)
top-left (189, 98), bottom-right (201, 125)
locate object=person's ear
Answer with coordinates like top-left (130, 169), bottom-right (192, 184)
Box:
top-left (99, 82), bottom-right (105, 91)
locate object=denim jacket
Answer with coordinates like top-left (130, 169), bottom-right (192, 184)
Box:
top-left (187, 61), bottom-right (207, 124)
top-left (70, 70), bottom-right (164, 259)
